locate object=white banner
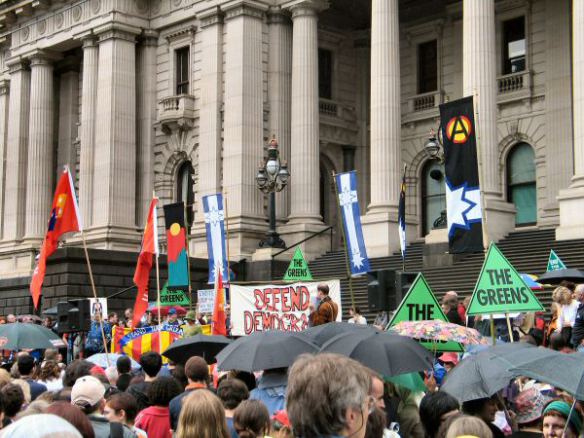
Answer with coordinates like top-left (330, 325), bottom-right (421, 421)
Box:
top-left (197, 289), bottom-right (215, 314)
top-left (89, 298), bottom-right (108, 320)
top-left (230, 280), bottom-right (342, 336)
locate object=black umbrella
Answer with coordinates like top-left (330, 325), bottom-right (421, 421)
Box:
top-left (512, 351), bottom-right (584, 400)
top-left (319, 331), bottom-right (433, 377)
top-left (162, 334), bottom-right (232, 364)
top-left (301, 322), bottom-right (379, 347)
top-left (216, 330), bottom-right (319, 372)
top-left (0, 323), bottom-right (66, 350)
top-left (42, 306), bottom-right (58, 316)
top-left (538, 268), bottom-right (584, 284)
top-left (441, 342), bottom-right (538, 402)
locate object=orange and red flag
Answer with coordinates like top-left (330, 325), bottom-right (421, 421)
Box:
top-left (30, 168), bottom-right (81, 309)
top-left (212, 269), bottom-right (227, 336)
top-left (133, 198), bottom-right (159, 327)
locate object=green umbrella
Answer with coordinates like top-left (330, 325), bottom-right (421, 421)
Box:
top-left (0, 323), bottom-right (65, 350)
top-left (386, 372), bottom-right (427, 393)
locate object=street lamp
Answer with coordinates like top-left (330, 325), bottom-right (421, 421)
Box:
top-left (423, 128), bottom-right (445, 163)
top-left (256, 137), bottom-right (290, 248)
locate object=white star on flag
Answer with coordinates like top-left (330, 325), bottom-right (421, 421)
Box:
top-left (446, 181), bottom-right (481, 235)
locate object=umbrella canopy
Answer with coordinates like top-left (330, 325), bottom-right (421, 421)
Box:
top-left (162, 334), bottom-right (232, 364)
top-left (320, 331), bottom-right (433, 378)
top-left (216, 330), bottom-right (319, 372)
top-left (511, 351), bottom-right (584, 400)
top-left (0, 323), bottom-right (66, 350)
top-left (42, 306), bottom-right (58, 316)
top-left (441, 342), bottom-right (538, 402)
top-left (87, 353), bottom-right (141, 370)
top-left (520, 273), bottom-right (543, 290)
top-left (147, 304), bottom-right (187, 316)
top-left (388, 320), bottom-right (487, 345)
top-left (301, 321), bottom-right (379, 347)
top-left (538, 268), bottom-right (584, 285)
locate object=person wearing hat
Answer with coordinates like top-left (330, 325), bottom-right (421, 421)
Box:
top-left (509, 387), bottom-right (551, 437)
top-left (166, 308), bottom-right (180, 326)
top-left (542, 399), bottom-right (583, 438)
top-left (438, 353), bottom-right (459, 373)
top-left (71, 375), bottom-right (136, 438)
top-left (182, 311), bottom-right (202, 337)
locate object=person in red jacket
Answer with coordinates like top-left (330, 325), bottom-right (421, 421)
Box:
top-left (134, 376), bottom-right (182, 438)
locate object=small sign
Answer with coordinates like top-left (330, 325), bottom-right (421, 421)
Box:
top-left (283, 247), bottom-right (313, 281)
top-left (197, 289), bottom-right (215, 314)
top-left (388, 273), bottom-right (463, 352)
top-left (467, 243), bottom-right (544, 315)
top-left (160, 282), bottom-right (190, 306)
top-left (89, 298), bottom-right (108, 320)
top-left (547, 249), bottom-right (567, 272)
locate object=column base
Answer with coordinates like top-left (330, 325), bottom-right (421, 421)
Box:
top-left (483, 197), bottom-right (516, 244)
top-left (556, 183), bottom-right (584, 240)
top-left (424, 227), bottom-right (449, 245)
top-left (0, 243), bottom-right (36, 279)
top-left (362, 206), bottom-right (400, 258)
top-left (278, 221), bottom-right (330, 261)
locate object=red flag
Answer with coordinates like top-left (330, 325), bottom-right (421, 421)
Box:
top-left (133, 198), bottom-right (159, 327)
top-left (30, 168), bottom-right (81, 309)
top-left (212, 269), bottom-right (227, 335)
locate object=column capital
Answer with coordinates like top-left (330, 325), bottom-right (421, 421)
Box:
top-left (267, 6), bottom-right (291, 25)
top-left (222, 0), bottom-right (268, 21)
top-left (0, 78), bottom-right (9, 95)
top-left (5, 57), bottom-right (29, 74)
top-left (284, 0), bottom-right (329, 18)
top-left (26, 49), bottom-right (62, 66)
top-left (82, 36), bottom-right (98, 49)
top-left (198, 6), bottom-right (224, 28)
top-left (93, 23), bottom-right (141, 43)
top-left (140, 29), bottom-right (159, 46)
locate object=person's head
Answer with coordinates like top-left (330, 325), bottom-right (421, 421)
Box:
top-left (71, 375), bottom-right (106, 415)
top-left (168, 308), bottom-right (178, 321)
top-left (108, 312), bottom-right (118, 324)
top-left (549, 332), bottom-right (568, 351)
top-left (444, 415), bottom-right (493, 438)
top-left (554, 286), bottom-right (573, 305)
top-left (287, 353), bottom-right (372, 438)
top-left (317, 284), bottom-right (330, 300)
top-left (6, 314), bottom-right (16, 323)
top-left (0, 413), bottom-right (83, 438)
top-left (217, 378), bottom-right (249, 410)
top-left (46, 402), bottom-right (95, 438)
top-left (438, 353), bottom-right (459, 372)
top-left (443, 291), bottom-right (459, 304)
top-left (184, 310), bottom-right (197, 325)
top-left (560, 280), bottom-right (576, 293)
top-left (0, 368), bottom-right (12, 389)
top-left (513, 387), bottom-right (550, 429)
top-left (148, 376), bottom-right (182, 407)
top-left (462, 396), bottom-right (499, 424)
top-left (124, 308), bottom-right (133, 320)
top-left (104, 366), bottom-right (118, 386)
top-left (542, 400), bottom-right (583, 438)
top-left (370, 374), bottom-right (385, 410)
top-left (176, 389), bottom-right (230, 438)
top-left (233, 400), bottom-right (270, 438)
top-left (38, 360), bottom-right (61, 381)
top-left (44, 349), bottom-right (59, 362)
top-left (419, 391), bottom-right (460, 438)
top-left (364, 407), bottom-right (387, 438)
top-left (63, 360), bottom-right (94, 388)
top-left (17, 354), bottom-right (35, 377)
top-left (1, 384), bottom-right (25, 418)
top-left (139, 351), bottom-right (163, 378)
top-left (17, 399), bottom-right (50, 419)
top-left (350, 307), bottom-right (362, 317)
top-left (116, 355), bottom-right (132, 374)
top-left (104, 392), bottom-right (138, 426)
top-left (575, 284), bottom-right (584, 303)
top-left (185, 356), bottom-right (210, 384)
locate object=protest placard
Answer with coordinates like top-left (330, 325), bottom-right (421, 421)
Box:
top-left (197, 289), bottom-right (215, 314)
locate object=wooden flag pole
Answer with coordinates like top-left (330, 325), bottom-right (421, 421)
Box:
top-left (490, 314), bottom-right (496, 345)
top-left (224, 194), bottom-right (231, 283)
top-left (401, 163), bottom-right (407, 272)
top-left (153, 191), bottom-right (162, 352)
top-left (505, 312), bottom-right (514, 343)
top-left (184, 201), bottom-right (193, 310)
top-left (472, 90), bottom-right (489, 251)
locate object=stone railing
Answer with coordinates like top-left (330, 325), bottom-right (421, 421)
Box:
top-left (407, 90), bottom-right (443, 113)
top-left (157, 94), bottom-right (196, 131)
top-left (319, 99), bottom-right (338, 117)
top-left (497, 70), bottom-right (532, 103)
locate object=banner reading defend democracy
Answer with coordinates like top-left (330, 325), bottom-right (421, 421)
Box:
top-left (230, 280), bottom-right (342, 336)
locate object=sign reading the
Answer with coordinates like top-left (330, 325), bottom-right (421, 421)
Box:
top-left (230, 280), bottom-right (341, 336)
top-left (283, 247), bottom-right (313, 281)
top-left (388, 273), bottom-right (463, 352)
top-left (197, 289), bottom-right (215, 314)
top-left (547, 249), bottom-right (567, 272)
top-left (467, 243), bottom-right (544, 315)
top-left (160, 282), bottom-right (190, 306)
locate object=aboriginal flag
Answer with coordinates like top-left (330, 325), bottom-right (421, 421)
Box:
top-left (439, 96), bottom-right (483, 253)
top-left (163, 203), bottom-right (190, 290)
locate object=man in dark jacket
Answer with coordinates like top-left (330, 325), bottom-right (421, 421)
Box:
top-left (17, 354), bottom-right (46, 400)
top-left (309, 284), bottom-right (339, 327)
top-left (168, 356), bottom-right (210, 430)
top-left (126, 352), bottom-right (162, 411)
top-left (571, 284), bottom-right (584, 350)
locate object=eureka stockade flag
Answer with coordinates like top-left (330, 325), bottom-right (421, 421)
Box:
top-left (164, 203), bottom-right (190, 291)
top-left (439, 96), bottom-right (483, 253)
top-left (466, 243), bottom-right (544, 315)
top-left (203, 194), bottom-right (229, 284)
top-left (388, 273), bottom-right (463, 352)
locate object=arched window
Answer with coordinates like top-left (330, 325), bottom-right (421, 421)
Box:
top-left (422, 161), bottom-right (446, 236)
top-left (507, 142), bottom-right (536, 225)
top-left (176, 161), bottom-right (194, 228)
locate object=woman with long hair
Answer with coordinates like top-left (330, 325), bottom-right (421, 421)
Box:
top-left (176, 389), bottom-right (230, 438)
top-left (233, 400), bottom-right (271, 438)
top-left (36, 360), bottom-right (63, 392)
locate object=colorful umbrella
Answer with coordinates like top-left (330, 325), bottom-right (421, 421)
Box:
top-left (147, 304), bottom-right (187, 316)
top-left (388, 320), bottom-right (487, 345)
top-left (520, 273), bottom-right (543, 290)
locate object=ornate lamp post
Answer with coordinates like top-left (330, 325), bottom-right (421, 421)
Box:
top-left (424, 129), bottom-right (447, 229)
top-left (256, 137), bottom-right (290, 248)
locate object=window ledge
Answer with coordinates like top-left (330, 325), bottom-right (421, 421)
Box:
top-left (497, 70), bottom-right (532, 104)
top-left (157, 94), bottom-right (198, 133)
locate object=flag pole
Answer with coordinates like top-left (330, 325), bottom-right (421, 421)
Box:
top-left (400, 163), bottom-right (407, 272)
top-left (184, 201), bottom-right (193, 310)
top-left (224, 194), bottom-right (231, 283)
top-left (153, 191), bottom-right (162, 353)
top-left (472, 90), bottom-right (489, 250)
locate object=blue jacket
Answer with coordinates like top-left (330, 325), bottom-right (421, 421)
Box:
top-left (249, 372), bottom-right (287, 416)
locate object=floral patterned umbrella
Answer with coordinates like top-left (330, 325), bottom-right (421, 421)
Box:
top-left (388, 320), bottom-right (488, 345)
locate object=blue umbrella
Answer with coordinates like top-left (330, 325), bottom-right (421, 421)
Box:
top-left (520, 273), bottom-right (543, 290)
top-left (87, 353), bottom-right (141, 370)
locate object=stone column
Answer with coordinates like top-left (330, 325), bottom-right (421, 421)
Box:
top-left (25, 52), bottom-right (58, 241)
top-left (361, 0), bottom-right (401, 257)
top-left (267, 8), bottom-right (292, 221)
top-left (287, 1), bottom-right (323, 224)
top-left (79, 36), bottom-right (98, 229)
top-left (462, 0), bottom-right (515, 242)
top-left (223, 3), bottom-right (266, 257)
top-left (136, 31), bottom-right (158, 226)
top-left (92, 25), bottom-right (139, 240)
top-left (57, 63), bottom-right (79, 179)
top-left (3, 60), bottom-right (30, 241)
top-left (557, 0), bottom-right (584, 239)
top-left (0, 79), bottom-right (9, 239)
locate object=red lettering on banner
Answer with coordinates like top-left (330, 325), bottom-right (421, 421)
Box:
top-left (253, 289), bottom-right (266, 310)
top-left (281, 287), bottom-right (291, 312)
top-left (243, 310), bottom-right (310, 334)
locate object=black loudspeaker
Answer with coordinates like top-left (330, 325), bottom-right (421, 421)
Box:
top-left (395, 271), bottom-right (420, 309)
top-left (57, 299), bottom-right (91, 334)
top-left (367, 269), bottom-right (396, 312)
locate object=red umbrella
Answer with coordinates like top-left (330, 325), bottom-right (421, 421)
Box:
top-left (147, 304), bottom-right (187, 316)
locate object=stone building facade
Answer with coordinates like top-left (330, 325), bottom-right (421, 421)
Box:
top-left (0, 0), bottom-right (580, 290)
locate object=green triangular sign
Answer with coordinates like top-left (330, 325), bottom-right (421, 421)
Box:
top-left (160, 282), bottom-right (191, 306)
top-left (283, 247), bottom-right (313, 281)
top-left (547, 249), bottom-right (567, 272)
top-left (388, 273), bottom-right (464, 352)
top-left (467, 243), bottom-right (544, 315)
